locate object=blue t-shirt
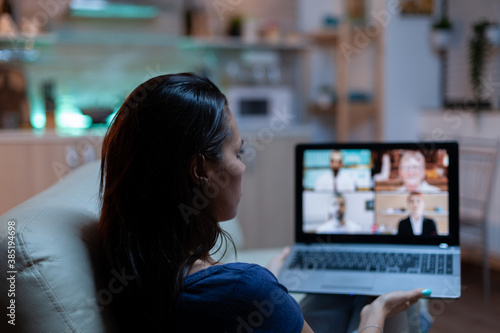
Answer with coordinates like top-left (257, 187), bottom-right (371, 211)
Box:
top-left (173, 262), bottom-right (304, 332)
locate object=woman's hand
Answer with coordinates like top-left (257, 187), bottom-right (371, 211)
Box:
top-left (370, 288), bottom-right (424, 318)
top-left (266, 247), bottom-right (291, 277)
top-left (358, 288), bottom-right (425, 332)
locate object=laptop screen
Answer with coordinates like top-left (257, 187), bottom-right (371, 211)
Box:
top-left (296, 142), bottom-right (459, 246)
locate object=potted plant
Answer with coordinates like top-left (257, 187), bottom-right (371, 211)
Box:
top-left (469, 20), bottom-right (493, 110)
top-left (430, 16), bottom-right (453, 50)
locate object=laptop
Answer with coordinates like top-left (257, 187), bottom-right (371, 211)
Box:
top-left (277, 142), bottom-right (461, 298)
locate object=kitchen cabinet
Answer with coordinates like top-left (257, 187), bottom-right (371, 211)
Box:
top-left (0, 129), bottom-right (103, 215)
top-left (237, 129), bottom-right (310, 249)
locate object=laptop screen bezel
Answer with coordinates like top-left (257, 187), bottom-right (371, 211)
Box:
top-left (295, 142), bottom-right (459, 246)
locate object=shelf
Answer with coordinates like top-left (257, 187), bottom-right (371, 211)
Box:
top-left (0, 49), bottom-right (39, 62)
top-left (182, 36), bottom-right (309, 51)
top-left (309, 101), bottom-right (374, 114)
top-left (0, 32), bottom-right (308, 50)
top-left (307, 24), bottom-right (382, 45)
top-left (307, 30), bottom-right (340, 44)
top-left (0, 34), bottom-right (56, 62)
top-left (34, 32), bottom-right (308, 50)
top-left (309, 102), bottom-right (375, 128)
top-left (52, 30), bottom-right (181, 47)
top-left (0, 33), bottom-right (57, 46)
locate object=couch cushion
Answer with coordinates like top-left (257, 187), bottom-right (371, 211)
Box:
top-left (0, 160), bottom-right (115, 333)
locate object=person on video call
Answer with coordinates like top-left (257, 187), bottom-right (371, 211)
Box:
top-left (396, 150), bottom-right (440, 193)
top-left (314, 150), bottom-right (356, 192)
top-left (316, 194), bottom-right (363, 233)
top-left (397, 192), bottom-right (437, 236)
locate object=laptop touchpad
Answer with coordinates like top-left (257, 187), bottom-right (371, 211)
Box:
top-left (322, 275), bottom-right (374, 290)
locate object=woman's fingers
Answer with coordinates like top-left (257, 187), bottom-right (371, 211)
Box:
top-left (375, 288), bottom-right (426, 318)
top-left (409, 288), bottom-right (428, 305)
top-left (266, 246), bottom-right (291, 277)
top-left (278, 246), bottom-right (291, 259)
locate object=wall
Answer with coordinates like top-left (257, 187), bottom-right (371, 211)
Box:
top-left (386, 0), bottom-right (500, 141)
top-left (446, 0), bottom-right (500, 105)
top-left (383, 0), bottom-right (440, 141)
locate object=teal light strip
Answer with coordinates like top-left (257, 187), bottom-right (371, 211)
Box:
top-left (70, 4), bottom-right (159, 19)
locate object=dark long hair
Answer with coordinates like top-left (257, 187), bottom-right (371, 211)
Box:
top-left (98, 73), bottom-right (234, 330)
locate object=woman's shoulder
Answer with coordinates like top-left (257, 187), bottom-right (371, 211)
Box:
top-left (177, 263), bottom-right (303, 333)
top-left (224, 262), bottom-right (277, 276)
top-left (184, 262), bottom-right (274, 285)
top-left (221, 262), bottom-right (264, 272)
top-left (181, 262), bottom-right (288, 312)
top-left (226, 262), bottom-right (279, 284)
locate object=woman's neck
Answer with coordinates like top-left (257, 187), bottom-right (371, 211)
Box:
top-left (187, 257), bottom-right (219, 276)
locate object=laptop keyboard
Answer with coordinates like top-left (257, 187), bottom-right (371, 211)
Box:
top-left (288, 251), bottom-right (454, 275)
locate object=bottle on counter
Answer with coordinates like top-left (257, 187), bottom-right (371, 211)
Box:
top-left (0, 65), bottom-right (30, 129)
top-left (42, 80), bottom-right (56, 129)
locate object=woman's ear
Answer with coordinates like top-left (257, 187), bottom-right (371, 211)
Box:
top-left (188, 153), bottom-right (208, 185)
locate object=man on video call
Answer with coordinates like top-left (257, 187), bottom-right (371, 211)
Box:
top-left (314, 150), bottom-right (356, 192)
top-left (398, 192), bottom-right (437, 236)
top-left (316, 194), bottom-right (363, 234)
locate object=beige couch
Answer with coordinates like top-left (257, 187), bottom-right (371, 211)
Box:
top-left (0, 161), bottom-right (115, 332)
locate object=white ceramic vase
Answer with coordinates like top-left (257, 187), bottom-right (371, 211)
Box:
top-left (430, 29), bottom-right (451, 51)
top-left (486, 25), bottom-right (500, 45)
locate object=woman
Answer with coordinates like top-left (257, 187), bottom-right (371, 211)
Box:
top-left (397, 150), bottom-right (440, 193)
top-left (99, 73), bottom-right (425, 332)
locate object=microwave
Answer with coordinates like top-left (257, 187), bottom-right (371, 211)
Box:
top-left (227, 86), bottom-right (293, 126)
